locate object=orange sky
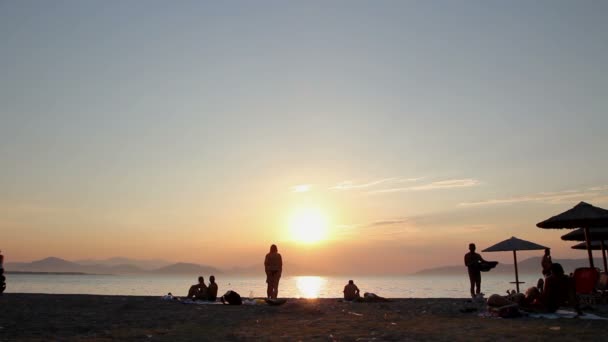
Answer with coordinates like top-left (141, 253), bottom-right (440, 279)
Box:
top-left (1, 1), bottom-right (608, 274)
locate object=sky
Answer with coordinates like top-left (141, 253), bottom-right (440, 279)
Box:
top-left (1, 0), bottom-right (607, 274)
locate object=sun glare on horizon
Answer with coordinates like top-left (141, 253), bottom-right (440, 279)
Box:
top-left (288, 207), bottom-right (329, 244)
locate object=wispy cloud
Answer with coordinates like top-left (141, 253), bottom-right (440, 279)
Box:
top-left (330, 178), bottom-right (397, 191)
top-left (333, 218), bottom-right (416, 239)
top-left (290, 184), bottom-right (312, 193)
top-left (330, 177), bottom-right (424, 191)
top-left (460, 186), bottom-right (608, 207)
top-left (365, 219), bottom-right (410, 227)
top-left (368, 178), bottom-right (481, 194)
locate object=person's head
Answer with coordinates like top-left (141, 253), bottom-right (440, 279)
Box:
top-left (209, 275), bottom-right (215, 283)
top-left (198, 276), bottom-right (205, 284)
top-left (550, 263), bottom-right (564, 276)
top-left (525, 286), bottom-right (541, 300)
top-left (348, 280), bottom-right (354, 285)
top-left (544, 248), bottom-right (551, 256)
top-left (469, 243), bottom-right (476, 252)
top-left (270, 244), bottom-right (278, 253)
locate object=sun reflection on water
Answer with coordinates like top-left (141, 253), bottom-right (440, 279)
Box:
top-left (295, 276), bottom-right (326, 298)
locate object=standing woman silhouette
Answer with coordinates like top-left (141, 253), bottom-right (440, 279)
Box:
top-left (264, 244), bottom-right (283, 299)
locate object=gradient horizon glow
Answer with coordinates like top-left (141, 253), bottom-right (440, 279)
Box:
top-left (1, 1), bottom-right (607, 273)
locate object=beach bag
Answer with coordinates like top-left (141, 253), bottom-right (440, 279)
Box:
top-left (221, 290), bottom-right (242, 305)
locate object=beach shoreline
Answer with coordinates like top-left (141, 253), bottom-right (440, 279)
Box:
top-left (2, 294), bottom-right (608, 341)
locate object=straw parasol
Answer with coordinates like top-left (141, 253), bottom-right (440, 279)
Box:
top-left (561, 227), bottom-right (608, 241)
top-left (482, 236), bottom-right (547, 293)
top-left (537, 201), bottom-right (608, 268)
top-left (564, 228), bottom-right (608, 272)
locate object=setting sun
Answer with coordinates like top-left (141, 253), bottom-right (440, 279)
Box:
top-left (288, 208), bottom-right (329, 244)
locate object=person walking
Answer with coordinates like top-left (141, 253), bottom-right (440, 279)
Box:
top-left (264, 244), bottom-right (282, 299)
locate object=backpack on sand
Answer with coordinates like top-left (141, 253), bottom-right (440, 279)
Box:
top-left (221, 290), bottom-right (242, 305)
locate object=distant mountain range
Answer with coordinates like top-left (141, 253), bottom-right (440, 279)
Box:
top-left (413, 256), bottom-right (605, 276)
top-left (5, 257), bottom-right (344, 276)
top-left (9, 256), bottom-right (601, 276)
top-left (74, 257), bottom-right (172, 270)
top-left (5, 257), bottom-right (221, 276)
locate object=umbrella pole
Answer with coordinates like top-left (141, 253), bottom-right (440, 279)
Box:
top-left (513, 250), bottom-right (520, 293)
top-left (602, 240), bottom-right (608, 273)
top-left (584, 227), bottom-right (595, 268)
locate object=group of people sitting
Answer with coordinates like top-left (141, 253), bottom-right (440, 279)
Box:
top-left (187, 275), bottom-right (218, 301)
top-left (488, 262), bottom-right (578, 314)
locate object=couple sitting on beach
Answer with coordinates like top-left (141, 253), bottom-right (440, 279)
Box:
top-left (187, 275), bottom-right (218, 301)
top-left (343, 280), bottom-right (389, 302)
top-left (487, 263), bottom-right (579, 315)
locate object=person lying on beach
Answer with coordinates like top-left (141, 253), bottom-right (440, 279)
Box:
top-left (187, 276), bottom-right (208, 300)
top-left (207, 275), bottom-right (218, 301)
top-left (488, 287), bottom-right (541, 310)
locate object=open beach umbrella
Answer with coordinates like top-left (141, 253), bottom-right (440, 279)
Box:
top-left (537, 202), bottom-right (608, 268)
top-left (562, 227), bottom-right (608, 272)
top-left (482, 236), bottom-right (547, 293)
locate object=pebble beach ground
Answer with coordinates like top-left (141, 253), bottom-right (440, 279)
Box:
top-left (2, 294), bottom-right (608, 341)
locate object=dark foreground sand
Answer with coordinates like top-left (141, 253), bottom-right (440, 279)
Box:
top-left (2, 294), bottom-right (608, 341)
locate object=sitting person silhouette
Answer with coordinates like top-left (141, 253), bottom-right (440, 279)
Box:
top-left (343, 280), bottom-right (361, 301)
top-left (187, 276), bottom-right (208, 300)
top-left (207, 275), bottom-right (218, 301)
top-left (540, 263), bottom-right (576, 313)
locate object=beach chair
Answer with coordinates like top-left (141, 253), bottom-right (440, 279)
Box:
top-left (573, 267), bottom-right (600, 305)
top-left (596, 272), bottom-right (608, 304)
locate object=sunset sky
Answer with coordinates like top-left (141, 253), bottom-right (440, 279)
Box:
top-left (1, 1), bottom-right (607, 273)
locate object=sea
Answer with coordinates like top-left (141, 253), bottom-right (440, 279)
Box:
top-left (4, 273), bottom-right (543, 298)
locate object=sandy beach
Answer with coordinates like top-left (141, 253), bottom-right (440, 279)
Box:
top-left (2, 294), bottom-right (608, 341)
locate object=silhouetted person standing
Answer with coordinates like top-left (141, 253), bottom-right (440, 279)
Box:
top-left (541, 248), bottom-right (552, 277)
top-left (464, 243), bottom-right (487, 298)
top-left (264, 244), bottom-right (282, 299)
top-left (0, 250), bottom-right (5, 294)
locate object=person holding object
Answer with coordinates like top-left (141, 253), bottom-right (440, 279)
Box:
top-left (464, 243), bottom-right (487, 298)
top-left (264, 244), bottom-right (282, 299)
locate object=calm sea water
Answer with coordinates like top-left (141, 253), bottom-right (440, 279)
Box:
top-left (4, 273), bottom-right (544, 298)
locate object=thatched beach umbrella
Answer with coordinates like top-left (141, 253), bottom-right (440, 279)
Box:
top-left (482, 236), bottom-right (547, 293)
top-left (537, 202), bottom-right (608, 268)
top-left (562, 227), bottom-right (608, 272)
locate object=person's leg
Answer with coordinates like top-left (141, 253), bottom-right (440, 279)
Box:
top-left (468, 271), bottom-right (475, 297)
top-left (475, 273), bottom-right (482, 295)
top-left (273, 279), bottom-right (280, 299)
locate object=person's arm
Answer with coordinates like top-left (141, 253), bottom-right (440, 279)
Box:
top-left (479, 253), bottom-right (488, 263)
top-left (355, 286), bottom-right (360, 295)
top-left (464, 254), bottom-right (470, 267)
top-left (278, 254), bottom-right (283, 271)
top-left (264, 254), bottom-right (269, 269)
